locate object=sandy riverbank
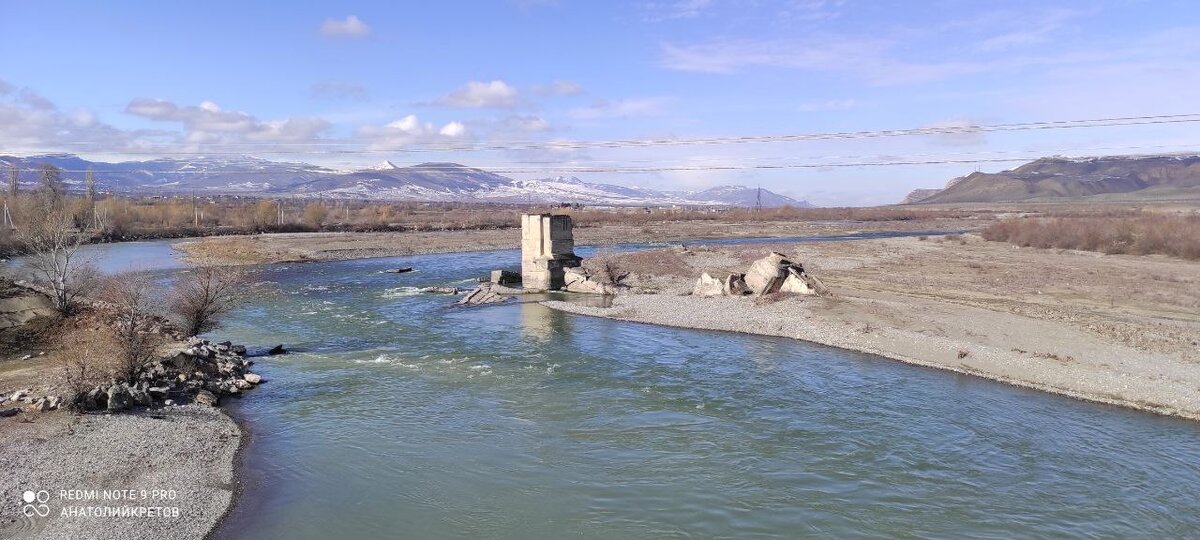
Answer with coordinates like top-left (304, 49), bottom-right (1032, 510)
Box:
top-left (545, 234), bottom-right (1200, 419)
top-left (174, 218), bottom-right (977, 265)
top-left (0, 406), bottom-right (240, 539)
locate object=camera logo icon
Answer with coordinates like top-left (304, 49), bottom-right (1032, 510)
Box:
top-left (22, 490), bottom-right (50, 517)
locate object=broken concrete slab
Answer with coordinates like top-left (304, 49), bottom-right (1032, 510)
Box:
top-left (458, 283), bottom-right (513, 305)
top-left (564, 268), bottom-right (615, 295)
top-left (745, 252), bottom-right (793, 295)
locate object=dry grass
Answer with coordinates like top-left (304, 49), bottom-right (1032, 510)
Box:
top-left (982, 213), bottom-right (1200, 260)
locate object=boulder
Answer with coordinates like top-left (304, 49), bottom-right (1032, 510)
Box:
top-left (563, 268), bottom-right (615, 295)
top-left (48, 396), bottom-right (61, 410)
top-left (744, 252), bottom-right (792, 295)
top-left (33, 398), bottom-right (50, 412)
top-left (724, 274), bottom-right (751, 296)
top-left (129, 386), bottom-right (153, 406)
top-left (230, 345), bottom-right (247, 356)
top-left (194, 390), bottom-right (219, 407)
top-left (268, 344), bottom-right (287, 355)
top-left (692, 273), bottom-right (724, 297)
top-left (85, 387), bottom-right (107, 410)
top-left (244, 373), bottom-right (263, 384)
top-left (0, 407), bottom-right (18, 418)
top-left (778, 266), bottom-right (829, 296)
top-left (490, 270), bottom-right (521, 285)
top-left (234, 379), bottom-right (253, 390)
top-left (106, 384), bottom-right (133, 412)
top-left (693, 272), bottom-right (751, 297)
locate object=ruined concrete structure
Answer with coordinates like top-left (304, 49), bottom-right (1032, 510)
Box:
top-left (692, 252), bottom-right (828, 298)
top-left (520, 213), bottom-right (581, 291)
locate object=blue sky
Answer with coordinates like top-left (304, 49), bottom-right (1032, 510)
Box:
top-left (2, 0), bottom-right (1199, 205)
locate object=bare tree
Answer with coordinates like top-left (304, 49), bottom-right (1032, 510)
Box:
top-left (24, 207), bottom-right (97, 313)
top-left (103, 273), bottom-right (165, 384)
top-left (169, 266), bottom-right (249, 337)
top-left (303, 202), bottom-right (329, 229)
top-left (85, 167), bottom-right (97, 229)
top-left (37, 164), bottom-right (64, 205)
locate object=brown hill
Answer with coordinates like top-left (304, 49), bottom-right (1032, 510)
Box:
top-left (906, 155), bottom-right (1200, 204)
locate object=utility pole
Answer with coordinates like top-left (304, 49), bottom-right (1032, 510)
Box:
top-left (8, 163), bottom-right (17, 199)
top-left (85, 167), bottom-right (96, 229)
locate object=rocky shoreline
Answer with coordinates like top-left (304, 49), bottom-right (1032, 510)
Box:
top-left (0, 338), bottom-right (268, 539)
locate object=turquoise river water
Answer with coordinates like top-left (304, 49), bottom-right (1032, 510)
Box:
top-left (43, 238), bottom-right (1200, 538)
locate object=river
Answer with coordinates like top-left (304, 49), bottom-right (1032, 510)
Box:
top-left (33, 238), bottom-right (1200, 537)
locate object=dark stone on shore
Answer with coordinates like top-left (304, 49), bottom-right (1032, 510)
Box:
top-left (194, 389), bottom-right (219, 407)
top-left (0, 407), bottom-right (19, 418)
top-left (268, 344), bottom-right (287, 355)
top-left (107, 384), bottom-right (133, 412)
top-left (384, 267), bottom-right (414, 274)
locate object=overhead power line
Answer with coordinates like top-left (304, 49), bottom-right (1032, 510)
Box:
top-left (31, 112), bottom-right (1200, 156)
top-left (14, 150), bottom-right (1200, 176)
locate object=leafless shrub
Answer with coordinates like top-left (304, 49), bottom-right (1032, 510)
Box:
top-left (169, 266), bottom-right (250, 337)
top-left (58, 325), bottom-right (117, 408)
top-left (102, 274), bottom-right (166, 384)
top-left (982, 213), bottom-right (1200, 260)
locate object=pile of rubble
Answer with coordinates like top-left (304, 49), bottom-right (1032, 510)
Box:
top-left (72, 338), bottom-right (265, 413)
top-left (0, 389), bottom-right (63, 416)
top-left (692, 252), bottom-right (829, 298)
top-left (563, 267), bottom-right (620, 295)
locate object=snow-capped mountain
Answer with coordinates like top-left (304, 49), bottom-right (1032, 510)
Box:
top-left (0, 154), bottom-right (811, 207)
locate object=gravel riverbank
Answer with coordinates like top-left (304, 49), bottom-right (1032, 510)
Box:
top-left (0, 405), bottom-right (240, 539)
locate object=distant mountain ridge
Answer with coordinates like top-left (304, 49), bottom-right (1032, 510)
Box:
top-left (904, 155), bottom-right (1200, 204)
top-left (0, 153), bottom-right (812, 208)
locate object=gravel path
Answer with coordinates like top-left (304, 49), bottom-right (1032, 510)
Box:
top-left (0, 406), bottom-right (240, 540)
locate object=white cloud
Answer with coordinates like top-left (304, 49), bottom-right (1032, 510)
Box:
top-left (18, 88), bottom-right (57, 111)
top-left (660, 37), bottom-right (892, 75)
top-left (358, 114), bottom-right (469, 150)
top-left (0, 84), bottom-right (134, 152)
top-left (569, 97), bottom-right (669, 120)
top-left (320, 16), bottom-right (371, 39)
top-left (530, 80), bottom-right (584, 96)
top-left (439, 121), bottom-right (466, 137)
top-left (436, 80), bottom-right (519, 108)
top-left (125, 98), bottom-right (329, 143)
